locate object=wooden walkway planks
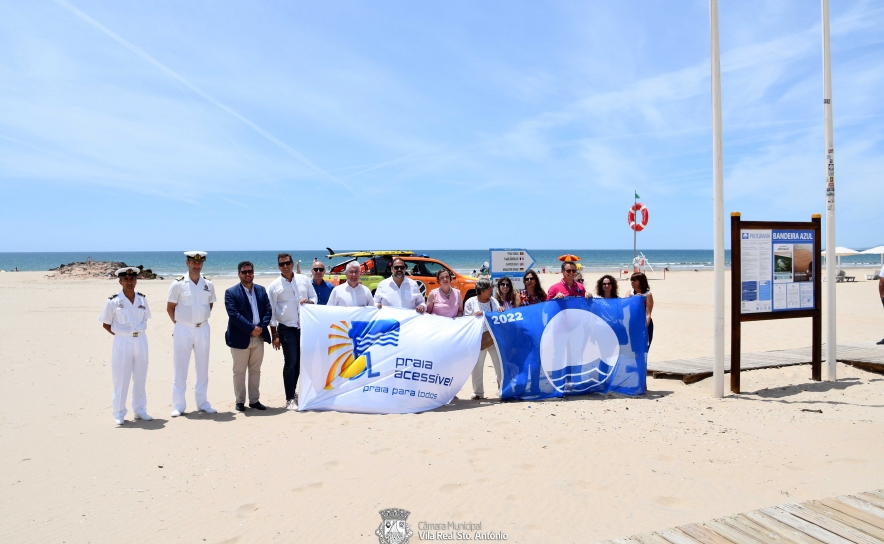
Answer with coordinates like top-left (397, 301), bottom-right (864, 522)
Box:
top-left (648, 343), bottom-right (884, 384)
top-left (597, 491), bottom-right (884, 544)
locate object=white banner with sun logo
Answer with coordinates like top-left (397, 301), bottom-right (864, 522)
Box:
top-left (298, 305), bottom-right (485, 414)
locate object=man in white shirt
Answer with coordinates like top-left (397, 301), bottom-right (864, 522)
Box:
top-left (878, 264), bottom-right (884, 345)
top-left (268, 253), bottom-right (318, 410)
top-left (166, 251), bottom-right (217, 417)
top-left (99, 267), bottom-right (152, 425)
top-left (374, 257), bottom-right (426, 313)
top-left (328, 261), bottom-right (374, 307)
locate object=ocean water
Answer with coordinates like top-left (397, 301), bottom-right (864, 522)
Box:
top-left (0, 249), bottom-right (880, 277)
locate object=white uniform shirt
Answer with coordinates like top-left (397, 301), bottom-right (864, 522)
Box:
top-left (268, 274), bottom-right (318, 328)
top-left (374, 277), bottom-right (425, 309)
top-left (167, 275), bottom-right (216, 324)
top-left (464, 297), bottom-right (500, 333)
top-left (328, 282), bottom-right (374, 307)
top-left (99, 291), bottom-right (152, 334)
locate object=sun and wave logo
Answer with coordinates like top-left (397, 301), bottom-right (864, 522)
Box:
top-left (325, 319), bottom-right (400, 389)
top-left (539, 309), bottom-right (621, 394)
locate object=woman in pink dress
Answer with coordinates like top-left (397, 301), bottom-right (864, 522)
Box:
top-left (426, 269), bottom-right (463, 317)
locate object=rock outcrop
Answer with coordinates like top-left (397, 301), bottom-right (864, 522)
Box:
top-left (48, 262), bottom-right (162, 280)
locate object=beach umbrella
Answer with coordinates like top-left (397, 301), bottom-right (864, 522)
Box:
top-left (821, 246), bottom-right (859, 272)
top-left (558, 254), bottom-right (581, 262)
top-left (861, 245), bottom-right (884, 266)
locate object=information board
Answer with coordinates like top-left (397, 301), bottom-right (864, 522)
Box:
top-left (489, 248), bottom-right (535, 290)
top-left (740, 229), bottom-right (814, 314)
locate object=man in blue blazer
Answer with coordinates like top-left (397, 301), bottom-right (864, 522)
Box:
top-left (225, 261), bottom-right (272, 412)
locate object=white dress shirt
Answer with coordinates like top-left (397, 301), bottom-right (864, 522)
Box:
top-left (99, 291), bottom-right (152, 334)
top-left (373, 277), bottom-right (425, 309)
top-left (167, 275), bottom-right (216, 324)
top-left (268, 274), bottom-right (318, 328)
top-left (244, 284), bottom-right (259, 325)
top-left (328, 282), bottom-right (374, 307)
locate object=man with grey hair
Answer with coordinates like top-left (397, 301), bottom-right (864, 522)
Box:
top-left (328, 261), bottom-right (374, 307)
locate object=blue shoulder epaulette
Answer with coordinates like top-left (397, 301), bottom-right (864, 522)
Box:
top-left (137, 292), bottom-right (146, 297)
top-left (108, 293), bottom-right (118, 300)
top-left (176, 276), bottom-right (184, 281)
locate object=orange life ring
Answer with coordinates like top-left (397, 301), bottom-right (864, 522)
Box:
top-left (628, 202), bottom-right (649, 232)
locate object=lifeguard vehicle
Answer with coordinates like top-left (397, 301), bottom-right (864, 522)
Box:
top-left (324, 249), bottom-right (478, 302)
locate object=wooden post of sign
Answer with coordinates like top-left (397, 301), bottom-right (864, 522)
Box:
top-left (811, 214), bottom-right (822, 381)
top-left (730, 214), bottom-right (823, 394)
top-left (730, 212), bottom-right (742, 393)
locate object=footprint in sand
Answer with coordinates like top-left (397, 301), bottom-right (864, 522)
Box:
top-left (655, 496), bottom-right (685, 507)
top-left (370, 448), bottom-right (391, 455)
top-left (236, 503), bottom-right (259, 518)
top-left (439, 483), bottom-right (466, 494)
top-left (324, 460), bottom-right (341, 469)
top-left (292, 482), bottom-right (323, 493)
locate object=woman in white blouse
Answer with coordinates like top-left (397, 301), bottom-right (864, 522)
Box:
top-left (464, 279), bottom-right (501, 400)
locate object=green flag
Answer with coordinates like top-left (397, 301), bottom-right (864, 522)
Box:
top-left (635, 191), bottom-right (640, 199)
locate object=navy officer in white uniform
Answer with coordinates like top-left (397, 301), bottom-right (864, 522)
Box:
top-left (99, 267), bottom-right (152, 426)
top-left (166, 251), bottom-right (217, 417)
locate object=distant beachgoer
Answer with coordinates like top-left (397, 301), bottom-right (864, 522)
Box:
top-left (167, 251), bottom-right (217, 417)
top-left (878, 263), bottom-right (884, 345)
top-left (575, 272), bottom-right (584, 285)
top-left (99, 267), bottom-right (151, 425)
top-left (494, 276), bottom-right (520, 310)
top-left (519, 269), bottom-right (546, 306)
top-left (594, 274), bottom-right (619, 299)
top-left (629, 272), bottom-right (654, 349)
top-left (87, 256), bottom-right (92, 269)
top-left (328, 262), bottom-right (374, 307)
top-left (310, 259), bottom-right (334, 305)
top-left (269, 253), bottom-right (317, 411)
top-left (374, 257), bottom-right (426, 313)
top-left (472, 269), bottom-right (478, 277)
top-left (464, 278), bottom-right (500, 400)
top-left (14, 267), bottom-right (18, 272)
top-left (547, 261), bottom-right (587, 299)
top-left (426, 268), bottom-right (463, 317)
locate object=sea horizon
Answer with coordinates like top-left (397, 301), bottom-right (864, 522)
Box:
top-left (2, 249), bottom-right (881, 277)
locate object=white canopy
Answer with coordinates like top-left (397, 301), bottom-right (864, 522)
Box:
top-left (860, 245), bottom-right (884, 255)
top-left (821, 247), bottom-right (859, 257)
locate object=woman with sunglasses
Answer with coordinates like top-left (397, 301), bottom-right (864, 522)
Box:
top-left (519, 269), bottom-right (546, 306)
top-left (494, 276), bottom-right (520, 310)
top-left (629, 272), bottom-right (654, 349)
top-left (594, 275), bottom-right (619, 299)
top-left (426, 269), bottom-right (463, 317)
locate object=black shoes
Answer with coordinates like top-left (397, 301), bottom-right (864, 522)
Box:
top-left (235, 403), bottom-right (246, 412)
top-left (877, 338), bottom-right (884, 345)
top-left (249, 402), bottom-right (266, 410)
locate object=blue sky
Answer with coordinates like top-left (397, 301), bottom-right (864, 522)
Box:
top-left (1, 1), bottom-right (882, 251)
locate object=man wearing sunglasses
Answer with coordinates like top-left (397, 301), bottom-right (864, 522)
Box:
top-left (309, 259), bottom-right (334, 306)
top-left (224, 261), bottom-right (273, 412)
top-left (268, 253), bottom-right (318, 411)
top-left (547, 260), bottom-right (587, 299)
top-left (374, 257), bottom-right (426, 313)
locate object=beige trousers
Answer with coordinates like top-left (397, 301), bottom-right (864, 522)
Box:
top-left (231, 335), bottom-right (264, 404)
top-left (472, 346), bottom-right (501, 398)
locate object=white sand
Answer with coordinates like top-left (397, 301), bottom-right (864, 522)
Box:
top-left (2, 270), bottom-right (883, 542)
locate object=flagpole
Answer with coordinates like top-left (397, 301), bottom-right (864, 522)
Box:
top-left (633, 190), bottom-right (637, 269)
top-left (822, 0), bottom-right (837, 381)
top-left (710, 0), bottom-right (725, 398)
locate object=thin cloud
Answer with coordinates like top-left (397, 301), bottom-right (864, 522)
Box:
top-left (53, 0), bottom-right (359, 196)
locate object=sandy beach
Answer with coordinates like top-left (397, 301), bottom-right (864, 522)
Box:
top-left (2, 269), bottom-right (883, 543)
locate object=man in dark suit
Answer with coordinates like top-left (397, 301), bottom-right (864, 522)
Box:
top-left (225, 261), bottom-right (272, 412)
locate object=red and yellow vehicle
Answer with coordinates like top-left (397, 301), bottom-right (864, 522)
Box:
top-left (325, 249), bottom-right (478, 302)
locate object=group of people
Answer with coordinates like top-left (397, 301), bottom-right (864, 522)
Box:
top-left (99, 252), bottom-right (654, 425)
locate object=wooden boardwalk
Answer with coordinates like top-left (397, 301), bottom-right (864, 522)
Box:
top-left (649, 343), bottom-right (884, 384)
top-left (599, 490), bottom-right (884, 544)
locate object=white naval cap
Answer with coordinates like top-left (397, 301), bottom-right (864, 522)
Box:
top-left (116, 267), bottom-right (140, 277)
top-left (184, 251), bottom-right (208, 261)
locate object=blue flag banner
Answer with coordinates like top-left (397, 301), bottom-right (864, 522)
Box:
top-left (487, 297), bottom-right (648, 399)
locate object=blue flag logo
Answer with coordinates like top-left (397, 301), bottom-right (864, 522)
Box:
top-left (487, 297), bottom-right (647, 399)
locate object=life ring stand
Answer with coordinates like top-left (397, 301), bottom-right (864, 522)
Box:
top-left (628, 202), bottom-right (649, 232)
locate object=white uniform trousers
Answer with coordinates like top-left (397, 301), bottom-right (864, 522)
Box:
top-left (471, 347), bottom-right (501, 398)
top-left (111, 333), bottom-right (149, 419)
top-left (172, 322), bottom-right (212, 412)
